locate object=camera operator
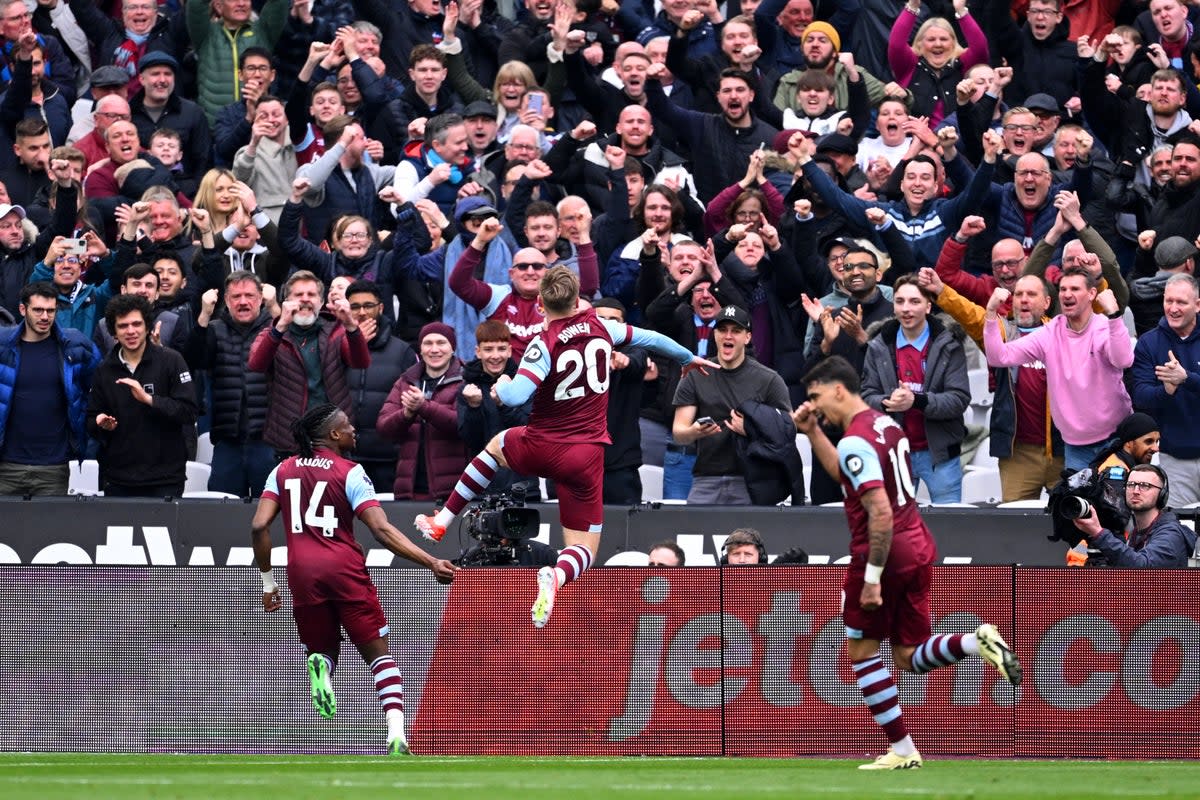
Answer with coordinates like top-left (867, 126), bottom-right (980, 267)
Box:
top-left (1072, 465), bottom-right (1196, 568)
top-left (454, 492), bottom-right (558, 568)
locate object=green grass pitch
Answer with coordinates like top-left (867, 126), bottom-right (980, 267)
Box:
top-left (1, 754), bottom-right (1198, 800)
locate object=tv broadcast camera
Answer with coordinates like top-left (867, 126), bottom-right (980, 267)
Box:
top-left (456, 490), bottom-right (556, 567)
top-left (1044, 467), bottom-right (1130, 564)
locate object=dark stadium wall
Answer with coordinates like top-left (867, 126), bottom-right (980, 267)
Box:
top-left (0, 498), bottom-right (1083, 566)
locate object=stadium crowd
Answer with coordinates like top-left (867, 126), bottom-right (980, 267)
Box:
top-left (2, 0), bottom-right (1200, 531)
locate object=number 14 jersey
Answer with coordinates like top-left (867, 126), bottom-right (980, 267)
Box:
top-left (836, 408), bottom-right (937, 569)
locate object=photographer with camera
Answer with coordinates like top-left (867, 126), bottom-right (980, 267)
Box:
top-left (1071, 464), bottom-right (1196, 568)
top-left (1056, 412), bottom-right (1160, 566)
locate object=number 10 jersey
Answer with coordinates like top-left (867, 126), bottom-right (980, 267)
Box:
top-left (837, 408), bottom-right (937, 570)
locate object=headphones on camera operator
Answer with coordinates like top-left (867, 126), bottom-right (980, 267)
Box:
top-left (720, 528), bottom-right (768, 564)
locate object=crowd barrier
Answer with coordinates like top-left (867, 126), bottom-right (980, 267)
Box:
top-left (2, 565), bottom-right (1196, 758)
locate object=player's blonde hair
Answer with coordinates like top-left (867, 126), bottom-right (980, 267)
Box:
top-left (540, 266), bottom-right (579, 315)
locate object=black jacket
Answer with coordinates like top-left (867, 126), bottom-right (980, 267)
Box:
top-left (994, 17), bottom-right (1079, 108)
top-left (184, 306), bottom-right (272, 444)
top-left (605, 343), bottom-right (649, 473)
top-left (735, 398), bottom-right (806, 506)
top-left (128, 90), bottom-right (212, 198)
top-left (457, 356), bottom-right (536, 496)
top-left (347, 325), bottom-right (417, 464)
top-left (85, 342), bottom-right (197, 487)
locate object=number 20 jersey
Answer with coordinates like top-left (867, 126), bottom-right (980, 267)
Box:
top-left (837, 408), bottom-right (937, 570)
top-left (518, 308), bottom-right (623, 444)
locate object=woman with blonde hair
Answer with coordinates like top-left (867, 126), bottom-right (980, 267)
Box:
top-left (193, 168), bottom-right (241, 232)
top-left (888, 0), bottom-right (988, 126)
top-left (437, 0), bottom-right (566, 141)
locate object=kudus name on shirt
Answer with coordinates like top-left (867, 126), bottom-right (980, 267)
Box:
top-left (294, 458), bottom-right (333, 469)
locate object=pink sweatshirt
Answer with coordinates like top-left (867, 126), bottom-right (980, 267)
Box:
top-left (984, 313), bottom-right (1133, 445)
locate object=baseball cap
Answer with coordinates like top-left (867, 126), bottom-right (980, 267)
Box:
top-left (1155, 235), bottom-right (1198, 269)
top-left (1023, 93), bottom-right (1060, 115)
top-left (0, 203), bottom-right (27, 221)
top-left (462, 100), bottom-right (498, 119)
top-left (715, 305), bottom-right (751, 330)
top-left (90, 65), bottom-right (130, 88)
top-left (819, 235), bottom-right (857, 257)
top-left (139, 51), bottom-right (179, 74)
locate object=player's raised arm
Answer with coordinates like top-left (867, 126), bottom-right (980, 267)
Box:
top-left (603, 318), bottom-right (721, 373)
top-left (359, 505), bottom-right (458, 583)
top-left (495, 335), bottom-right (551, 406)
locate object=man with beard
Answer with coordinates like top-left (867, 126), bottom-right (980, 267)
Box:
top-left (1133, 273), bottom-right (1200, 506)
top-left (184, 271), bottom-right (277, 497)
top-left (773, 21), bottom-right (897, 115)
top-left (667, 14), bottom-right (778, 117)
top-left (0, 281), bottom-right (99, 496)
top-left (985, 271), bottom-right (1133, 472)
top-left (645, 64), bottom-right (779, 202)
top-left (1072, 463), bottom-right (1195, 568)
top-left (86, 293), bottom-right (196, 497)
top-left (457, 319), bottom-right (537, 498)
top-left (1145, 134), bottom-right (1200, 245)
top-left (755, 0), bottom-right (856, 76)
top-left (247, 270), bottom-right (370, 458)
top-left (919, 267), bottom-right (1062, 502)
top-left (343, 280), bottom-right (417, 493)
top-left (1117, 69), bottom-right (1194, 187)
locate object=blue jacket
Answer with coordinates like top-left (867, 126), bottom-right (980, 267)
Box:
top-left (1132, 317), bottom-right (1200, 459)
top-left (801, 156), bottom-right (994, 269)
top-left (0, 320), bottom-right (100, 458)
top-left (30, 257), bottom-right (116, 341)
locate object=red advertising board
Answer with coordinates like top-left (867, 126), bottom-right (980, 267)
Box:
top-left (1014, 568), bottom-right (1200, 759)
top-left (415, 567), bottom-right (1013, 756)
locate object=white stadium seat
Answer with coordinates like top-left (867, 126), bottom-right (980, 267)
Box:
top-left (68, 459), bottom-right (102, 496)
top-left (960, 468), bottom-right (1003, 505)
top-left (639, 464), bottom-right (664, 502)
top-left (195, 431), bottom-right (214, 465)
top-left (185, 461), bottom-right (212, 494)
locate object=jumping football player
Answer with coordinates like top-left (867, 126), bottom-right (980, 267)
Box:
top-left (414, 265), bottom-right (719, 627)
